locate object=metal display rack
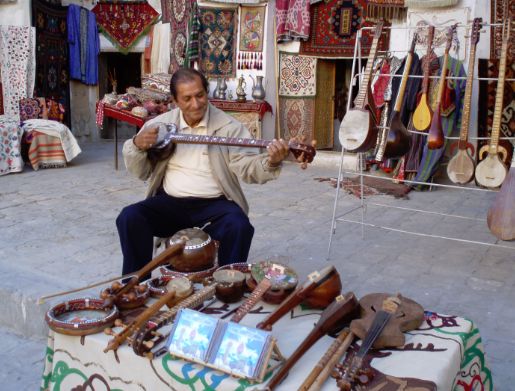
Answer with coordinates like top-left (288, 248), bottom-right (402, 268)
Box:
top-left (327, 23), bottom-right (515, 259)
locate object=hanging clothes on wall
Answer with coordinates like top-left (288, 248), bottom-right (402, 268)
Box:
top-left (150, 22), bottom-right (171, 74)
top-left (68, 4), bottom-right (100, 85)
top-left (0, 25), bottom-right (35, 121)
top-left (275, 0), bottom-right (310, 42)
top-left (32, 0), bottom-right (71, 127)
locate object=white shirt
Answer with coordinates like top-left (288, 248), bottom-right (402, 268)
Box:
top-left (162, 110), bottom-right (223, 198)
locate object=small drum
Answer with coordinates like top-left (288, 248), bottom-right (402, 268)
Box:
top-left (100, 282), bottom-right (150, 310)
top-left (45, 298), bottom-right (119, 336)
top-left (167, 228), bottom-right (217, 272)
top-left (247, 261), bottom-right (299, 304)
top-left (212, 269), bottom-right (246, 303)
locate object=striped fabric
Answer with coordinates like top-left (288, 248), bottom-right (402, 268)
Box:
top-left (26, 131), bottom-right (67, 170)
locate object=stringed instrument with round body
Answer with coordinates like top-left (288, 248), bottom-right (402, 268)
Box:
top-left (412, 25), bottom-right (435, 132)
top-left (427, 24), bottom-right (457, 150)
top-left (336, 293), bottom-right (424, 390)
top-left (447, 18), bottom-right (482, 184)
top-left (474, 18), bottom-right (510, 189)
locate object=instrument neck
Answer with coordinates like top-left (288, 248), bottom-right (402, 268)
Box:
top-left (393, 53), bottom-right (414, 112)
top-left (421, 27), bottom-right (435, 94)
top-left (435, 51), bottom-right (450, 107)
top-left (458, 42), bottom-right (478, 149)
top-left (169, 133), bottom-right (271, 149)
top-left (354, 28), bottom-right (383, 109)
top-left (356, 310), bottom-right (391, 358)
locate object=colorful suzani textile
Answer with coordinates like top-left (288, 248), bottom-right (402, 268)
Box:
top-left (278, 52), bottom-right (317, 97)
top-left (0, 26), bottom-right (36, 121)
top-left (299, 0), bottom-right (390, 57)
top-left (169, 0), bottom-right (192, 73)
top-left (32, 0), bottom-right (70, 127)
top-left (92, 1), bottom-right (159, 53)
top-left (198, 7), bottom-right (238, 78)
top-left (279, 97), bottom-right (315, 142)
top-left (0, 115), bottom-right (24, 176)
top-left (239, 5), bottom-right (266, 52)
top-left (275, 0), bottom-right (310, 42)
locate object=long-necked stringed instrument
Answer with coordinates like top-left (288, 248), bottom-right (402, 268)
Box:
top-left (412, 25), bottom-right (435, 132)
top-left (375, 34), bottom-right (416, 161)
top-left (474, 18), bottom-right (510, 188)
top-left (339, 22), bottom-right (385, 153)
top-left (447, 18), bottom-right (483, 184)
top-left (427, 25), bottom-right (457, 150)
top-left (149, 123), bottom-right (316, 168)
top-left (487, 153), bottom-right (515, 241)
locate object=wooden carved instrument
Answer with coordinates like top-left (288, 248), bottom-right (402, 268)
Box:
top-left (487, 153), bottom-right (515, 241)
top-left (447, 18), bottom-right (482, 184)
top-left (256, 265), bottom-right (341, 331)
top-left (230, 262), bottom-right (298, 323)
top-left (337, 293), bottom-right (424, 390)
top-left (474, 18), bottom-right (511, 188)
top-left (412, 25), bottom-right (435, 132)
top-left (102, 241), bottom-right (185, 309)
top-left (132, 284), bottom-right (216, 358)
top-left (427, 24), bottom-right (457, 150)
top-left (339, 22), bottom-right (384, 152)
top-left (265, 292), bottom-right (360, 390)
top-left (150, 123), bottom-right (317, 168)
top-left (376, 33), bottom-right (416, 160)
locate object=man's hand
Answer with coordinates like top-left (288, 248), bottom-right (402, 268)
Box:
top-left (266, 139), bottom-right (290, 167)
top-left (133, 127), bottom-right (159, 151)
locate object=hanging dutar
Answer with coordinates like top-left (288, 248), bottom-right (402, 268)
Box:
top-left (237, 52), bottom-right (263, 70)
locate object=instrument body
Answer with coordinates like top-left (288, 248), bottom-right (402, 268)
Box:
top-left (412, 26), bottom-right (435, 132)
top-left (487, 154), bottom-right (515, 240)
top-left (475, 18), bottom-right (510, 188)
top-left (447, 18), bottom-right (482, 184)
top-left (167, 228), bottom-right (217, 272)
top-left (339, 22), bottom-right (384, 152)
top-left (427, 25), bottom-right (456, 150)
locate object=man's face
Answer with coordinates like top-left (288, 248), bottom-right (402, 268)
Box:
top-left (175, 76), bottom-right (209, 127)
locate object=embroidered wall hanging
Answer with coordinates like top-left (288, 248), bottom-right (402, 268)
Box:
top-left (239, 5), bottom-right (266, 52)
top-left (170, 0), bottom-right (192, 73)
top-left (279, 97), bottom-right (315, 142)
top-left (92, 1), bottom-right (159, 54)
top-left (32, 0), bottom-right (70, 127)
top-left (490, 0), bottom-right (515, 60)
top-left (275, 0), bottom-right (310, 42)
top-left (278, 52), bottom-right (317, 97)
top-left (299, 0), bottom-right (390, 57)
top-left (199, 7), bottom-right (238, 78)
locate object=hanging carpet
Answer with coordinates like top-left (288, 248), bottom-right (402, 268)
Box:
top-left (198, 7), bottom-right (238, 78)
top-left (299, 0), bottom-right (390, 58)
top-left (169, 0), bottom-right (192, 73)
top-left (92, 1), bottom-right (159, 54)
top-left (279, 97), bottom-right (315, 143)
top-left (278, 52), bottom-right (317, 97)
top-left (32, 0), bottom-right (70, 127)
top-left (490, 0), bottom-right (515, 60)
top-left (239, 5), bottom-right (266, 52)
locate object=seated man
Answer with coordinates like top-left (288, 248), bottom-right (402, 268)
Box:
top-left (117, 68), bottom-right (289, 275)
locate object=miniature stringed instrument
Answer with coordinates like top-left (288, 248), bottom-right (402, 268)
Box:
top-left (427, 24), bottom-right (457, 150)
top-left (339, 22), bottom-right (385, 152)
top-left (447, 18), bottom-right (482, 184)
top-left (412, 25), bottom-right (435, 132)
top-left (376, 33), bottom-right (416, 160)
top-left (336, 293), bottom-right (425, 390)
top-left (474, 18), bottom-right (510, 188)
top-left (487, 153), bottom-right (515, 240)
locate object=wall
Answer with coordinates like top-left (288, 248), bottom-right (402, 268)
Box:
top-left (0, 1), bottom-right (31, 26)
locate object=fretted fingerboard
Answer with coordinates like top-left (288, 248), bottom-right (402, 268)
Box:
top-left (170, 133), bottom-right (271, 149)
top-left (230, 277), bottom-right (272, 323)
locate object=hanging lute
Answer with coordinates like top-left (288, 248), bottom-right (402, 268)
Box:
top-left (339, 22), bottom-right (385, 152)
top-left (447, 18), bottom-right (482, 184)
top-left (474, 18), bottom-right (510, 188)
top-left (412, 25), bottom-right (435, 132)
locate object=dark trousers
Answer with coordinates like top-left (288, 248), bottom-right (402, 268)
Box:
top-left (116, 193), bottom-right (254, 275)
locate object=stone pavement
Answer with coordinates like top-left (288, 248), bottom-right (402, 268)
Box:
top-left (0, 140), bottom-right (514, 390)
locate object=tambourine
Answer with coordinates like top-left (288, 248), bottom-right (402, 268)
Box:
top-left (45, 297), bottom-right (119, 336)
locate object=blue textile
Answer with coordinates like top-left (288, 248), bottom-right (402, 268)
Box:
top-left (67, 4), bottom-right (99, 85)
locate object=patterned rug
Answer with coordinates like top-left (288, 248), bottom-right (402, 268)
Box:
top-left (315, 176), bottom-right (412, 199)
top-left (0, 26), bottom-right (35, 121)
top-left (477, 58), bottom-right (514, 164)
top-left (199, 7), bottom-right (238, 78)
top-left (279, 97), bottom-right (315, 142)
top-left (92, 1), bottom-right (159, 53)
top-left (169, 0), bottom-right (192, 73)
top-left (490, 0), bottom-right (515, 60)
top-left (278, 52), bottom-right (317, 97)
top-left (239, 5), bottom-right (266, 52)
top-left (32, 0), bottom-right (70, 127)
top-left (299, 0), bottom-right (390, 57)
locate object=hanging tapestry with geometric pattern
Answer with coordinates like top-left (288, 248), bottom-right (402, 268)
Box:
top-left (278, 52), bottom-right (317, 97)
top-left (279, 97), bottom-right (315, 142)
top-left (490, 0), bottom-right (515, 59)
top-left (199, 6), bottom-right (238, 78)
top-left (299, 0), bottom-right (389, 58)
top-left (239, 5), bottom-right (266, 52)
top-left (170, 0), bottom-right (192, 73)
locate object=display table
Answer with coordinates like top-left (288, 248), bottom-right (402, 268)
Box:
top-left (41, 296), bottom-right (492, 391)
top-left (209, 99), bottom-right (272, 139)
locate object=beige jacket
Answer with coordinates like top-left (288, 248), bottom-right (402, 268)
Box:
top-left (122, 104), bottom-right (281, 214)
